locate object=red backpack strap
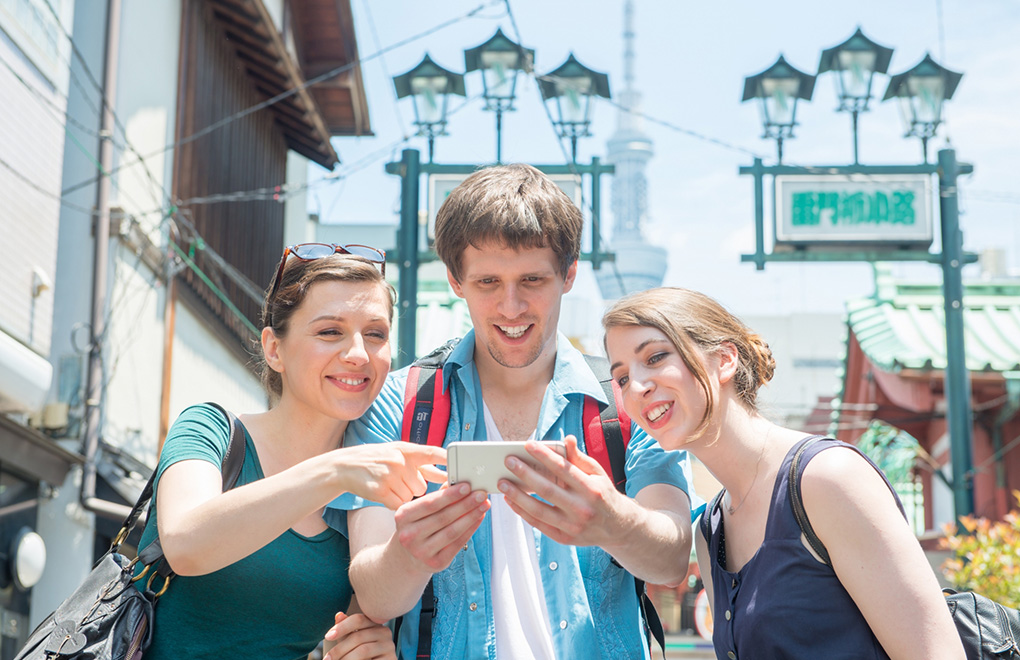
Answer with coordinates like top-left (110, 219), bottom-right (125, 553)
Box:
top-left (401, 339), bottom-right (459, 447)
top-left (581, 354), bottom-right (629, 494)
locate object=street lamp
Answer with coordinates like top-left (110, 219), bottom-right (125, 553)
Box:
top-left (818, 27), bottom-right (894, 164)
top-left (538, 53), bottom-right (611, 163)
top-left (742, 55), bottom-right (816, 164)
top-left (882, 53), bottom-right (963, 164)
top-left (463, 28), bottom-right (534, 163)
top-left (392, 54), bottom-right (466, 162)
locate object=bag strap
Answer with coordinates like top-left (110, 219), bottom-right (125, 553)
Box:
top-left (788, 435), bottom-right (832, 565)
top-left (581, 354), bottom-right (631, 493)
top-left (402, 338), bottom-right (459, 447)
top-left (130, 403), bottom-right (247, 580)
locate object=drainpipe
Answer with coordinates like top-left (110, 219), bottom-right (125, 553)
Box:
top-left (80, 0), bottom-right (131, 521)
top-left (990, 372), bottom-right (1020, 516)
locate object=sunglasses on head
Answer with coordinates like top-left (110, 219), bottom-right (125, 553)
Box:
top-left (268, 242), bottom-right (387, 302)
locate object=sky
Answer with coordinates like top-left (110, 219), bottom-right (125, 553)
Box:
top-left (308, 0), bottom-right (1020, 318)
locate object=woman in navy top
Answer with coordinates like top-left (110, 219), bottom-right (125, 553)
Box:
top-left (603, 287), bottom-right (963, 660)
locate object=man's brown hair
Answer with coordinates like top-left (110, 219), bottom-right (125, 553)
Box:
top-left (433, 163), bottom-right (583, 281)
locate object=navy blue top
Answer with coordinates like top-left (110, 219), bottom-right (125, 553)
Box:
top-left (701, 437), bottom-right (894, 660)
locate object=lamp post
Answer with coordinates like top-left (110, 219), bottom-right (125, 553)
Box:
top-left (882, 53), bottom-right (963, 164)
top-left (818, 27), bottom-right (894, 164)
top-left (739, 36), bottom-right (975, 519)
top-left (392, 54), bottom-right (466, 163)
top-left (388, 34), bottom-right (614, 366)
top-left (741, 55), bottom-right (816, 164)
top-left (538, 53), bottom-right (612, 163)
top-left (464, 28), bottom-right (534, 163)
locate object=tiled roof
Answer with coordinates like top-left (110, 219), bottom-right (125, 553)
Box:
top-left (846, 280), bottom-right (1020, 373)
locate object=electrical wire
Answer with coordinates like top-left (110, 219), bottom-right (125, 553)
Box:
top-left (0, 152), bottom-right (95, 216)
top-left (58, 0), bottom-right (504, 198)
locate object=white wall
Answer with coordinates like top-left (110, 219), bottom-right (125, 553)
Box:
top-left (0, 11), bottom-right (69, 360)
top-left (283, 150), bottom-right (313, 248)
top-left (743, 312), bottom-right (847, 427)
top-left (113, 0), bottom-right (180, 241)
top-left (101, 244), bottom-right (168, 467)
top-left (168, 302), bottom-right (268, 421)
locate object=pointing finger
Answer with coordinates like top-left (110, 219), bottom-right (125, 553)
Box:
top-left (398, 443), bottom-right (447, 466)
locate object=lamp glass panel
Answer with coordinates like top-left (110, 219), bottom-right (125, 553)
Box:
top-left (410, 76), bottom-right (450, 124)
top-left (555, 77), bottom-right (593, 124)
top-left (483, 64), bottom-right (515, 100)
top-left (906, 75), bottom-right (945, 124)
top-left (760, 77), bottom-right (800, 127)
top-left (836, 50), bottom-right (877, 99)
top-left (480, 51), bottom-right (520, 100)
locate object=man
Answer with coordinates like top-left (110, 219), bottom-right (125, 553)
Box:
top-left (325, 164), bottom-right (696, 660)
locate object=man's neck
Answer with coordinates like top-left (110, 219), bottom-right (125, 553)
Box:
top-left (474, 341), bottom-right (557, 396)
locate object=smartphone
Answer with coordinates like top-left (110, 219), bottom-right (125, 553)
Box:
top-left (446, 440), bottom-right (567, 494)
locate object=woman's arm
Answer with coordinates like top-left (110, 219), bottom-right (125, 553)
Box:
top-left (801, 446), bottom-right (965, 660)
top-left (156, 442), bottom-right (445, 575)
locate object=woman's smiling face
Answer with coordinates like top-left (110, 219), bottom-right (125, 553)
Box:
top-left (606, 324), bottom-right (712, 450)
top-left (268, 279), bottom-right (392, 420)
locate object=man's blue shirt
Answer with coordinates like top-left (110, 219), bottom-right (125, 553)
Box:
top-left (325, 331), bottom-right (701, 660)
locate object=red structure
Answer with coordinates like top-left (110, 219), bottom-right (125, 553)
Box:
top-left (835, 279), bottom-right (1020, 533)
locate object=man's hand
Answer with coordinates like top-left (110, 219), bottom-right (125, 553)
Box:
top-left (322, 611), bottom-right (396, 660)
top-left (393, 482), bottom-right (490, 573)
top-left (337, 442), bottom-right (448, 510)
top-left (497, 435), bottom-right (634, 547)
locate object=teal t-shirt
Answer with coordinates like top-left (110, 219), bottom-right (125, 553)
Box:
top-left (136, 404), bottom-right (352, 660)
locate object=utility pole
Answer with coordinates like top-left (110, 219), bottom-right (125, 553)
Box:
top-left (394, 148), bottom-right (421, 368)
top-left (81, 0), bottom-right (130, 520)
top-left (938, 146), bottom-right (976, 517)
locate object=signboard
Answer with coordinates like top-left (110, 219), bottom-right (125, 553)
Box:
top-left (427, 173), bottom-right (583, 244)
top-left (775, 174), bottom-right (932, 248)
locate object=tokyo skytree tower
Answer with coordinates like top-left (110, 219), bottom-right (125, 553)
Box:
top-left (595, 0), bottom-right (668, 300)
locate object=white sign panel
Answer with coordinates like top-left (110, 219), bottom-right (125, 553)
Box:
top-left (775, 174), bottom-right (933, 247)
top-left (427, 172), bottom-right (583, 244)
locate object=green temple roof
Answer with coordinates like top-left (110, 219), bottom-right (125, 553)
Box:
top-left (847, 280), bottom-right (1020, 373)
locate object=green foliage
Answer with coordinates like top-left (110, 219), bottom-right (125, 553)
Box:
top-left (940, 491), bottom-right (1020, 609)
top-left (856, 420), bottom-right (920, 486)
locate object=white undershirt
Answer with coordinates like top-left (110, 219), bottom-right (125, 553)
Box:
top-left (483, 403), bottom-right (556, 660)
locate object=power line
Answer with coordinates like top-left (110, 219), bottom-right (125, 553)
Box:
top-left (598, 94), bottom-right (766, 160)
top-left (59, 0), bottom-right (503, 198)
top-left (40, 0), bottom-right (169, 214)
top-left (0, 152), bottom-right (95, 216)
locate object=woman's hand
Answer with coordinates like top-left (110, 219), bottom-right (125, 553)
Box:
top-left (336, 442), bottom-right (447, 509)
top-left (322, 611), bottom-right (396, 660)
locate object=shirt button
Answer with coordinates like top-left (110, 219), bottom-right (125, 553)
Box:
top-left (465, 423), bottom-right (471, 431)
top-left (727, 652), bottom-right (736, 660)
top-left (469, 602), bottom-right (477, 612)
top-left (559, 620), bottom-right (567, 630)
top-left (549, 562), bottom-right (558, 571)
top-left (731, 578), bottom-right (737, 588)
top-left (724, 610), bottom-right (731, 621)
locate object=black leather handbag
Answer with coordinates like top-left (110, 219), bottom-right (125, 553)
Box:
top-left (14, 404), bottom-right (245, 660)
top-left (789, 436), bottom-right (1020, 660)
top-left (944, 589), bottom-right (1020, 660)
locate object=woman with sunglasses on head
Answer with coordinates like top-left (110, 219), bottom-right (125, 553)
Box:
top-left (135, 244), bottom-right (445, 660)
top-left (602, 287), bottom-right (964, 660)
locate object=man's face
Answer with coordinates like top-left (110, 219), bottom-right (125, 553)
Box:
top-left (449, 241), bottom-right (577, 370)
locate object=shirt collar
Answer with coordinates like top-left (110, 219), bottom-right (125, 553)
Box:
top-left (442, 330), bottom-right (608, 404)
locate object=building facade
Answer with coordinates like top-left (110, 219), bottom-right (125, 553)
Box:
top-left (0, 0), bottom-right (371, 646)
